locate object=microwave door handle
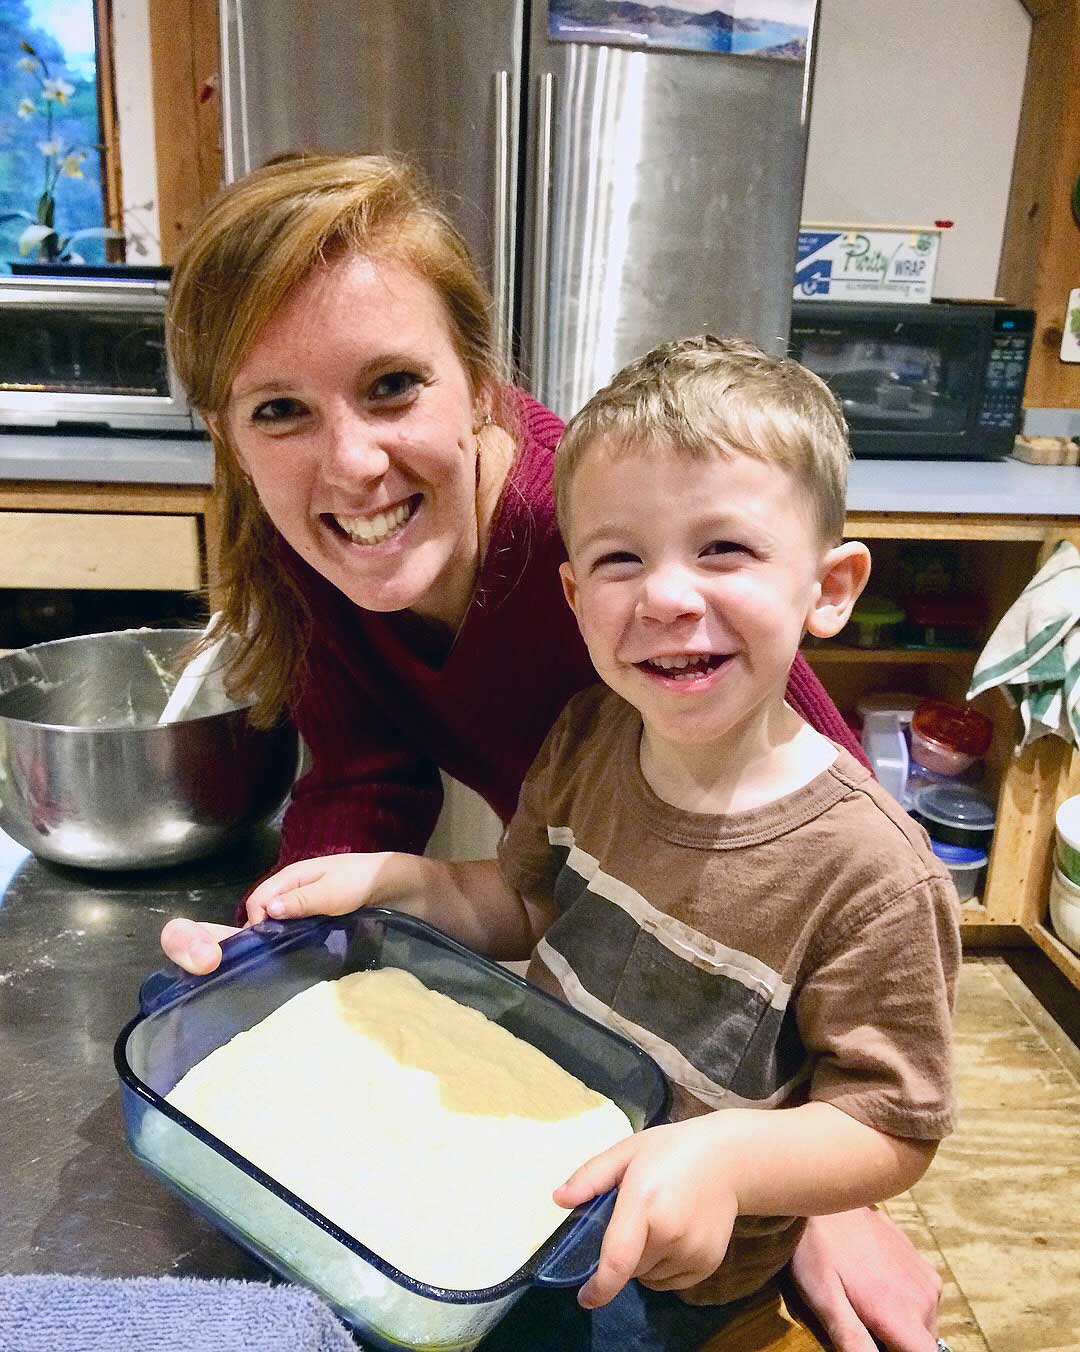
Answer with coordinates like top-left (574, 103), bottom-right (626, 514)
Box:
top-left (530, 71), bottom-right (554, 401)
top-left (492, 69), bottom-right (514, 366)
top-left (220, 0), bottom-right (252, 180)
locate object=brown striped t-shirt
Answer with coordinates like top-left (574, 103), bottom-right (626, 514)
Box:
top-left (498, 685), bottom-right (960, 1305)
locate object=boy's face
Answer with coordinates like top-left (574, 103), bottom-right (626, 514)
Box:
top-left (559, 442), bottom-right (858, 755)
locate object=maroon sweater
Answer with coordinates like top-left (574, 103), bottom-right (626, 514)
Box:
top-left (278, 394), bottom-right (867, 867)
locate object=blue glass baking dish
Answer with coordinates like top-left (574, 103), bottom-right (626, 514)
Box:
top-left (114, 908), bottom-right (670, 1351)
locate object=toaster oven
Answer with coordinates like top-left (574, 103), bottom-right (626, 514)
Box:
top-left (0, 274), bottom-right (199, 433)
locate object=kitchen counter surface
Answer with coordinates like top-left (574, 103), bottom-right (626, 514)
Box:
top-left (0, 824), bottom-right (276, 1280)
top-left (0, 432), bottom-right (213, 485)
top-left (847, 455), bottom-right (1080, 517)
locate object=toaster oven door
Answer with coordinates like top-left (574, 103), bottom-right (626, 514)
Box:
top-left (0, 277), bottom-right (195, 432)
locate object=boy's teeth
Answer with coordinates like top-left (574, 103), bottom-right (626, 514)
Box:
top-left (644, 654), bottom-right (715, 678)
top-left (335, 500), bottom-right (412, 544)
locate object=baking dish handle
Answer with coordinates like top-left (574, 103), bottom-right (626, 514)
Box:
top-left (532, 1189), bottom-right (617, 1287)
top-left (137, 918), bottom-right (326, 1014)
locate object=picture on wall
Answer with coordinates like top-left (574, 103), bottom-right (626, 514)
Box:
top-left (548, 1), bottom-right (814, 60)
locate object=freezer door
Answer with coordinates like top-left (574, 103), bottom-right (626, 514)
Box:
top-left (218, 0), bottom-right (524, 355)
top-left (520, 26), bottom-right (815, 419)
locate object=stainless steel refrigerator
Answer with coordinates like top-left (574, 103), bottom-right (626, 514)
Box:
top-left (219, 2), bottom-right (817, 419)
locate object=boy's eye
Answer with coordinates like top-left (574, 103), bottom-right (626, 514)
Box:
top-left (593, 550), bottom-right (641, 571)
top-left (701, 540), bottom-right (747, 558)
top-left (250, 396), bottom-right (306, 425)
top-left (371, 370), bottom-right (421, 402)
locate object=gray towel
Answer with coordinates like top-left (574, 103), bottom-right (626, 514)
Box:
top-left (0, 1274), bottom-right (359, 1352)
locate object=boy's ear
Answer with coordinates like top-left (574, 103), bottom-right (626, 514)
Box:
top-left (805, 541), bottom-right (872, 639)
top-left (559, 560), bottom-right (580, 619)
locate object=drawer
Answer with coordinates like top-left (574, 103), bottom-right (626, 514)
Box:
top-left (0, 512), bottom-right (202, 590)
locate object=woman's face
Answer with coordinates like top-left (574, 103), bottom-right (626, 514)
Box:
top-left (223, 252), bottom-right (485, 628)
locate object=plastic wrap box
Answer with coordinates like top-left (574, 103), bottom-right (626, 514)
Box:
top-left (795, 224), bottom-right (941, 302)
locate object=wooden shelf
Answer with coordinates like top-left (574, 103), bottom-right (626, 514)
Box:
top-left (1027, 922), bottom-right (1080, 991)
top-left (803, 646), bottom-right (978, 666)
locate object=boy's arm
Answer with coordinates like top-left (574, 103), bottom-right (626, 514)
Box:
top-left (555, 1100), bottom-right (936, 1310)
top-left (248, 852), bottom-right (557, 962)
top-left (162, 854), bottom-right (557, 973)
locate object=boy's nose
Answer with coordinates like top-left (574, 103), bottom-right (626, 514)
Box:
top-left (636, 566), bottom-right (707, 623)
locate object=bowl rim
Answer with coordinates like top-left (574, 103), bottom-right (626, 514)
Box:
top-left (0, 627), bottom-right (259, 733)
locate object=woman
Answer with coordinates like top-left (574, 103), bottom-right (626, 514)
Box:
top-left (161, 153), bottom-right (943, 1352)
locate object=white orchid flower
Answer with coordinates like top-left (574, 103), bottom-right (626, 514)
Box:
top-left (16, 56), bottom-right (38, 73)
top-left (16, 222), bottom-right (57, 255)
top-left (37, 139), bottom-right (62, 157)
top-left (60, 152), bottom-right (86, 178)
top-left (16, 97), bottom-right (36, 118)
top-left (42, 77), bottom-right (75, 103)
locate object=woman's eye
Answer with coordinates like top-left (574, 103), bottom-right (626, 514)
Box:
top-left (371, 370), bottom-right (421, 402)
top-left (250, 396), bottom-right (306, 425)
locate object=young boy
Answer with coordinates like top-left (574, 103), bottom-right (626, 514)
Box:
top-left (174, 337), bottom-right (960, 1348)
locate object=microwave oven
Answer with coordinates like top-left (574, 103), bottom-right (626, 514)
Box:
top-left (0, 274), bottom-right (199, 433)
top-left (788, 300), bottom-right (1035, 459)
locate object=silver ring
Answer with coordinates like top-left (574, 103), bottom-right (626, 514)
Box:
top-left (936, 1341), bottom-right (953, 1352)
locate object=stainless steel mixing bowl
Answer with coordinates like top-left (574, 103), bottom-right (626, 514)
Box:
top-left (0, 629), bottom-right (299, 870)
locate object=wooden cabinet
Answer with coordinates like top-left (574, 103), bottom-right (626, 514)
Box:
top-left (807, 509), bottom-right (1080, 994)
top-left (0, 481), bottom-right (219, 644)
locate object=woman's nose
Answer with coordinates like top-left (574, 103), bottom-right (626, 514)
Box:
top-left (322, 411), bottom-right (391, 484)
top-left (637, 565), bottom-right (707, 622)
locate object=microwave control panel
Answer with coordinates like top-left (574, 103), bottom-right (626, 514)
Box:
top-left (976, 309), bottom-right (1034, 432)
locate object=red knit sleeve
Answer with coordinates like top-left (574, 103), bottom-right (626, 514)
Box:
top-left (786, 651), bottom-right (870, 770)
top-left (277, 639), bottom-right (445, 866)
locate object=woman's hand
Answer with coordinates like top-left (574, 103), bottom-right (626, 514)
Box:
top-left (552, 1118), bottom-right (740, 1309)
top-left (788, 1208), bottom-right (943, 1352)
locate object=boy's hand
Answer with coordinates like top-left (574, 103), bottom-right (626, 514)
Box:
top-left (244, 854), bottom-right (384, 924)
top-left (160, 918), bottom-right (239, 974)
top-left (159, 853), bottom-right (387, 975)
top-left (553, 1117), bottom-right (739, 1309)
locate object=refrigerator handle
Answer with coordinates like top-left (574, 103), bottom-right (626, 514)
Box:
top-left (530, 71), bottom-right (555, 399)
top-left (219, 0), bottom-right (252, 182)
top-left (492, 70), bottom-right (514, 365)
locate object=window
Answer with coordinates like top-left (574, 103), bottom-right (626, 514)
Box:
top-left (0, 0), bottom-right (116, 266)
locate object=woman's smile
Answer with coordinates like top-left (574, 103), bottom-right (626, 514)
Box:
top-left (329, 494), bottom-right (422, 547)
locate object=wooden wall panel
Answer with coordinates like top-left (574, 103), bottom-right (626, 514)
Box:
top-left (146, 0), bottom-right (222, 263)
top-left (998, 0), bottom-right (1080, 409)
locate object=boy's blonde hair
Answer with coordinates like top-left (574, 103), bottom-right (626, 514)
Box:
top-left (554, 334), bottom-right (851, 546)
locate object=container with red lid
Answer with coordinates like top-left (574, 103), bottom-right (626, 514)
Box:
top-left (902, 593), bottom-right (986, 649)
top-left (910, 699), bottom-right (994, 777)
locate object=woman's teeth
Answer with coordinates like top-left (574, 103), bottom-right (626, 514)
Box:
top-left (334, 499), bottom-right (413, 545)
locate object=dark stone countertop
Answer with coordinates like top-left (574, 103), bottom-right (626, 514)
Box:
top-left (0, 825), bottom-right (278, 1279)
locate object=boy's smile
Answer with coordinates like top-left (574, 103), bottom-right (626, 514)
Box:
top-left (559, 442), bottom-right (862, 798)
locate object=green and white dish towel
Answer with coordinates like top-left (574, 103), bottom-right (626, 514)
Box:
top-left (968, 539), bottom-right (1080, 750)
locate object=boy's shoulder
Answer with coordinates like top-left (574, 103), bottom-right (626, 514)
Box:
top-left (812, 748), bottom-right (955, 897)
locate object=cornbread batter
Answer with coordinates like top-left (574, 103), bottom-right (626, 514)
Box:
top-left (166, 968), bottom-right (632, 1289)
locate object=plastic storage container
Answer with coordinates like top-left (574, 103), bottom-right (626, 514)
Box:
top-left (1048, 865), bottom-right (1080, 954)
top-left (929, 839), bottom-right (987, 901)
top-left (1054, 795), bottom-right (1080, 886)
top-left (861, 711), bottom-right (909, 802)
top-left (901, 594), bottom-right (986, 649)
top-left (115, 910), bottom-right (670, 1352)
top-left (909, 700), bottom-right (993, 777)
top-left (843, 595), bottom-right (905, 648)
top-left (911, 783), bottom-right (996, 850)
